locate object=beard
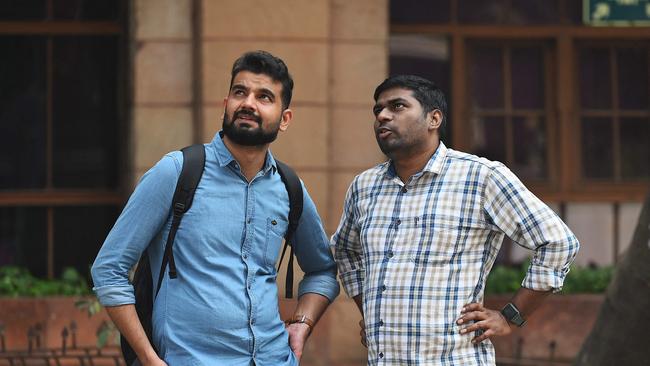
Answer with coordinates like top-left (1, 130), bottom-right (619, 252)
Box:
top-left (222, 109), bottom-right (280, 146)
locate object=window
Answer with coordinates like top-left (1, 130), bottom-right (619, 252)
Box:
top-left (578, 44), bottom-right (650, 181)
top-left (0, 0), bottom-right (126, 280)
top-left (390, 0), bottom-right (650, 201)
top-left (467, 42), bottom-right (554, 182)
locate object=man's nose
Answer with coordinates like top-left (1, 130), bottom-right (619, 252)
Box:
top-left (240, 93), bottom-right (257, 110)
top-left (376, 108), bottom-right (392, 122)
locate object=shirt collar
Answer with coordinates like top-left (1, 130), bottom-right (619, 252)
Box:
top-left (377, 141), bottom-right (448, 178)
top-left (210, 131), bottom-right (277, 174)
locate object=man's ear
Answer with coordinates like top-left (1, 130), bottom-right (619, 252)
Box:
top-left (279, 108), bottom-right (293, 132)
top-left (427, 109), bottom-right (443, 131)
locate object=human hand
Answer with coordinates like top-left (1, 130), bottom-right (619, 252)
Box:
top-left (359, 319), bottom-right (367, 348)
top-left (286, 322), bottom-right (311, 361)
top-left (456, 302), bottom-right (512, 344)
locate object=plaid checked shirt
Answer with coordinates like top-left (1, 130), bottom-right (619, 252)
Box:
top-left (332, 142), bottom-right (579, 366)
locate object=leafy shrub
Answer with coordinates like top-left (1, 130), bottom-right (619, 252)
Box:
top-left (0, 266), bottom-right (92, 297)
top-left (485, 262), bottom-right (614, 295)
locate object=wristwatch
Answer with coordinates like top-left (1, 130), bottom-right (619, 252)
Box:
top-left (501, 302), bottom-right (526, 327)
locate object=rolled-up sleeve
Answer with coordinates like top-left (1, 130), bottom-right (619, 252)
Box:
top-left (331, 178), bottom-right (365, 298)
top-left (483, 164), bottom-right (579, 292)
top-left (91, 153), bottom-right (181, 306)
top-left (293, 183), bottom-right (340, 302)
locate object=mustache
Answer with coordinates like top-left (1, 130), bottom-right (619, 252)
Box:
top-left (234, 109), bottom-right (262, 124)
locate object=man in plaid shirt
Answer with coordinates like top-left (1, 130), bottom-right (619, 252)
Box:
top-left (331, 75), bottom-right (579, 365)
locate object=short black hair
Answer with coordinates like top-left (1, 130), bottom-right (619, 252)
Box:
top-left (374, 75), bottom-right (447, 130)
top-left (230, 50), bottom-right (294, 110)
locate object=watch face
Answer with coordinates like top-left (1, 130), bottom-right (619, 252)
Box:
top-left (502, 303), bottom-right (525, 326)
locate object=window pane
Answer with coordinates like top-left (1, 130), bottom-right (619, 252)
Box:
top-left (0, 36), bottom-right (47, 189)
top-left (510, 0), bottom-right (561, 24)
top-left (511, 47), bottom-right (545, 109)
top-left (0, 0), bottom-right (45, 20)
top-left (471, 116), bottom-right (506, 163)
top-left (579, 48), bottom-right (612, 109)
top-left (390, 0), bottom-right (450, 24)
top-left (617, 48), bottom-right (649, 110)
top-left (458, 0), bottom-right (509, 24)
top-left (0, 207), bottom-right (47, 278)
top-left (390, 35), bottom-right (452, 143)
top-left (582, 118), bottom-right (614, 179)
top-left (566, 0), bottom-right (583, 24)
top-left (53, 0), bottom-right (121, 20)
top-left (52, 36), bottom-right (120, 189)
top-left (620, 118), bottom-right (650, 179)
top-left (470, 46), bottom-right (504, 108)
top-left (53, 206), bottom-right (120, 281)
top-left (512, 116), bottom-right (547, 180)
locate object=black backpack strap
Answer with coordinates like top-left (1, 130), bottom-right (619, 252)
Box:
top-left (155, 144), bottom-right (206, 297)
top-left (275, 159), bottom-right (303, 298)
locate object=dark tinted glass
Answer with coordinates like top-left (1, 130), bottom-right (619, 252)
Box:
top-left (53, 206), bottom-right (120, 281)
top-left (512, 116), bottom-right (547, 179)
top-left (458, 0), bottom-right (509, 24)
top-left (0, 36), bottom-right (47, 189)
top-left (0, 207), bottom-right (47, 277)
top-left (566, 0), bottom-right (584, 24)
top-left (620, 118), bottom-right (650, 179)
top-left (390, 0), bottom-right (450, 24)
top-left (510, 0), bottom-right (561, 24)
top-left (511, 47), bottom-right (545, 109)
top-left (581, 118), bottom-right (613, 179)
top-left (617, 48), bottom-right (649, 110)
top-left (52, 36), bottom-right (120, 189)
top-left (53, 0), bottom-right (120, 20)
top-left (470, 46), bottom-right (504, 108)
top-left (472, 116), bottom-right (506, 163)
top-left (0, 0), bottom-right (45, 20)
top-left (390, 35), bottom-right (452, 143)
top-left (579, 48), bottom-right (612, 109)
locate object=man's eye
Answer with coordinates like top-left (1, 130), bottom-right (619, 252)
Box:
top-left (259, 94), bottom-right (272, 101)
top-left (392, 103), bottom-right (405, 110)
top-left (233, 90), bottom-right (245, 96)
top-left (373, 107), bottom-right (383, 116)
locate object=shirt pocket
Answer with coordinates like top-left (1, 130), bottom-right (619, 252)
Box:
top-left (265, 217), bottom-right (289, 269)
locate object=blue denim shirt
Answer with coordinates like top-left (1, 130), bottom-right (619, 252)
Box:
top-left (91, 132), bottom-right (339, 366)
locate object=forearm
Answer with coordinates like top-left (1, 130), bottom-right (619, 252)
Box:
top-left (509, 287), bottom-right (551, 320)
top-left (105, 304), bottom-right (159, 363)
top-left (291, 292), bottom-right (331, 328)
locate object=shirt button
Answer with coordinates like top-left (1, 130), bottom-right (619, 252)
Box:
top-left (396, 219), bottom-right (401, 226)
top-left (247, 218), bottom-right (252, 224)
top-left (243, 254), bottom-right (248, 259)
top-left (378, 320), bottom-right (384, 326)
top-left (401, 187), bottom-right (407, 193)
top-left (381, 285), bottom-right (386, 292)
top-left (386, 250), bottom-right (393, 259)
top-left (379, 352), bottom-right (384, 358)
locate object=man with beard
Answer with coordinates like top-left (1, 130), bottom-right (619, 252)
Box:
top-left (92, 51), bottom-right (339, 366)
top-left (331, 75), bottom-right (579, 365)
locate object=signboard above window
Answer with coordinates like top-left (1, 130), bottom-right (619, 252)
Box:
top-left (584, 0), bottom-right (650, 25)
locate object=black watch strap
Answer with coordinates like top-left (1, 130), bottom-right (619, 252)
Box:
top-left (501, 302), bottom-right (526, 327)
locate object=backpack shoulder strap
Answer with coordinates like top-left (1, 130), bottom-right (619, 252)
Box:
top-left (155, 144), bottom-right (206, 297)
top-left (275, 159), bottom-right (303, 298)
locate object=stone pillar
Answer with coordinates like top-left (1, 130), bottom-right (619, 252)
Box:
top-left (132, 0), bottom-right (194, 183)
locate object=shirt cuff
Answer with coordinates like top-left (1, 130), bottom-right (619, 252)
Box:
top-left (521, 262), bottom-right (568, 293)
top-left (93, 284), bottom-right (136, 306)
top-left (339, 269), bottom-right (364, 298)
top-left (298, 272), bottom-right (340, 302)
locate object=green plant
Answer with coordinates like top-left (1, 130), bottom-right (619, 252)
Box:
top-left (0, 266), bottom-right (92, 297)
top-left (484, 262), bottom-right (614, 295)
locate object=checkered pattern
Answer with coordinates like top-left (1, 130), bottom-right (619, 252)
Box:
top-left (332, 142), bottom-right (579, 366)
